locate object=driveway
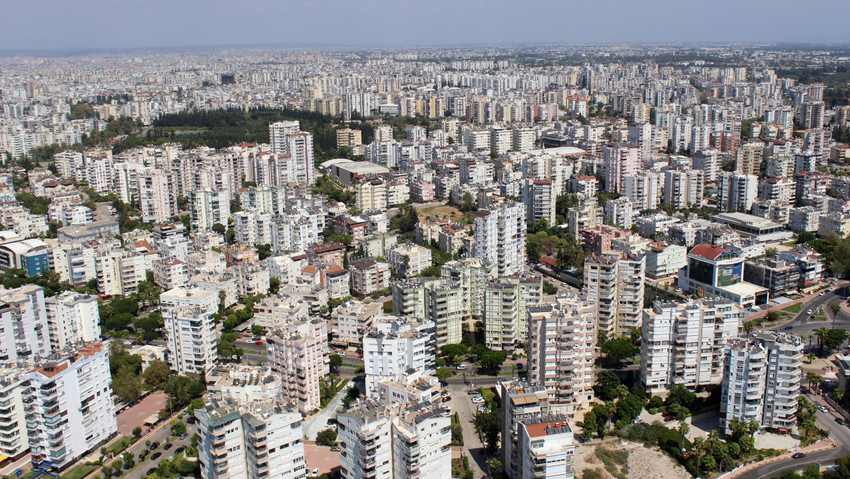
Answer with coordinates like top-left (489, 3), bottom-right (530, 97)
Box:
top-left (302, 383), bottom-right (354, 441)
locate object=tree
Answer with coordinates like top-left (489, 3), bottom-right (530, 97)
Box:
top-left (212, 223), bottom-right (226, 235)
top-left (133, 426), bottom-right (143, 438)
top-left (824, 328), bottom-right (848, 350)
top-left (479, 350), bottom-right (508, 374)
top-left (601, 338), bottom-right (639, 364)
top-left (251, 324), bottom-right (265, 336)
top-left (460, 192), bottom-right (477, 212)
top-left (435, 368), bottom-right (455, 381)
top-left (316, 428), bottom-right (338, 446)
top-left (542, 280), bottom-right (557, 294)
top-left (678, 420), bottom-right (690, 451)
top-left (269, 277), bottom-right (281, 293)
top-left (329, 354), bottom-right (343, 373)
top-left (171, 420), bottom-right (187, 437)
top-left (441, 343), bottom-right (467, 364)
top-left (579, 410), bottom-right (598, 437)
top-left (806, 372), bottom-right (823, 394)
top-left (144, 360), bottom-right (171, 387)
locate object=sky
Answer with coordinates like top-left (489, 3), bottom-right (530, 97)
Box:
top-left (2, 0), bottom-right (849, 52)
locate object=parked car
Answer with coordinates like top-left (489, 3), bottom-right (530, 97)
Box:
top-left (836, 418), bottom-right (846, 426)
top-left (151, 452), bottom-right (162, 461)
top-left (792, 453), bottom-right (807, 459)
top-left (818, 405), bottom-right (829, 413)
top-left (149, 441), bottom-right (160, 450)
top-left (471, 396), bottom-right (485, 404)
top-left (784, 325), bottom-right (794, 330)
top-left (163, 443), bottom-right (173, 450)
top-left (442, 396), bottom-right (451, 402)
top-left (477, 405), bottom-right (490, 413)
top-left (807, 309), bottom-right (813, 315)
top-left (457, 364), bottom-right (467, 370)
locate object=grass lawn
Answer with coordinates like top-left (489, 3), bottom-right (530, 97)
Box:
top-left (107, 436), bottom-right (133, 455)
top-left (782, 303), bottom-right (803, 314)
top-left (810, 314), bottom-right (828, 322)
top-left (61, 463), bottom-right (98, 479)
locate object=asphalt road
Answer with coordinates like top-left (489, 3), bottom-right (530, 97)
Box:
top-left (768, 285), bottom-right (850, 338)
top-left (737, 402), bottom-right (850, 479)
top-left (104, 415), bottom-right (197, 479)
top-left (446, 382), bottom-right (487, 479)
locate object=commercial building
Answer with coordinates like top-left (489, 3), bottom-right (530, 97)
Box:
top-left (743, 257), bottom-right (802, 297)
top-left (641, 299), bottom-right (743, 394)
top-left (678, 243), bottom-right (769, 308)
top-left (720, 332), bottom-right (803, 435)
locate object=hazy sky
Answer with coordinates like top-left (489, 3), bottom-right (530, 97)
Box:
top-left (2, 0), bottom-right (849, 51)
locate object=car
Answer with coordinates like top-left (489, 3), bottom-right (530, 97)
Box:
top-left (457, 364), bottom-right (467, 370)
top-left (472, 396), bottom-right (485, 404)
top-left (149, 441), bottom-right (160, 450)
top-left (330, 445), bottom-right (340, 452)
top-left (792, 453), bottom-right (807, 459)
top-left (146, 468), bottom-right (157, 476)
top-left (313, 468), bottom-right (319, 475)
top-left (807, 309), bottom-right (813, 315)
top-left (163, 443), bottom-right (173, 450)
top-left (327, 417), bottom-right (338, 425)
top-left (820, 291), bottom-right (826, 296)
top-left (440, 391), bottom-right (450, 397)
top-left (175, 446), bottom-right (186, 455)
top-left (151, 452), bottom-right (162, 461)
top-left (467, 389), bottom-right (479, 395)
top-left (477, 406), bottom-right (490, 413)
top-left (255, 341), bottom-right (264, 346)
top-left (179, 433), bottom-right (188, 440)
top-left (784, 325), bottom-right (794, 330)
top-left (516, 363), bottom-right (524, 370)
top-left (836, 418), bottom-right (846, 426)
top-left (818, 406), bottom-right (829, 413)
top-left (442, 396), bottom-right (452, 402)
top-left (122, 462), bottom-right (134, 470)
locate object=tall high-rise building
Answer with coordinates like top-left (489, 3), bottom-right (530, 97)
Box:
top-left (663, 168), bottom-right (704, 209)
top-left (474, 201), bottom-right (527, 276)
top-left (189, 188), bottom-right (230, 230)
top-left (623, 172), bottom-right (661, 211)
top-left (163, 306), bottom-right (217, 376)
top-left (718, 172), bottom-right (758, 213)
top-left (603, 144), bottom-right (639, 194)
top-left (363, 317), bottom-right (435, 397)
top-left (21, 343), bottom-right (117, 469)
top-left (527, 292), bottom-right (597, 417)
top-left (44, 291), bottom-right (100, 352)
top-left (641, 299), bottom-right (743, 394)
top-left (583, 252), bottom-right (645, 336)
top-left (484, 276), bottom-right (543, 351)
top-left (266, 317), bottom-right (329, 415)
top-left (0, 285), bottom-right (50, 363)
top-left (269, 121), bottom-right (301, 153)
top-left (517, 415), bottom-right (576, 479)
top-left (283, 133), bottom-right (315, 186)
top-left (138, 169), bottom-right (176, 224)
top-left (522, 179), bottom-right (556, 226)
top-left (196, 399), bottom-right (306, 479)
top-left (720, 331), bottom-right (802, 434)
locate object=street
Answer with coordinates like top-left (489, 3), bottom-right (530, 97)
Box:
top-left (767, 286), bottom-right (850, 338)
top-left (445, 382), bottom-right (488, 479)
top-left (100, 413), bottom-right (197, 479)
top-left (736, 398), bottom-right (850, 479)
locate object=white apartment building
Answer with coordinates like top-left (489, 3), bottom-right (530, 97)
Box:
top-left (788, 206), bottom-right (821, 233)
top-left (391, 279), bottom-right (463, 346)
top-left (138, 169), bottom-right (176, 224)
top-left (603, 144), bottom-right (639, 194)
top-left (0, 284), bottom-right (50, 363)
top-left (522, 179), bottom-right (556, 226)
top-left (513, 127), bottom-right (536, 152)
top-left (233, 210), bottom-right (274, 246)
top-left (338, 399), bottom-right (451, 479)
top-left (645, 241), bottom-right (687, 279)
top-left (196, 398), bottom-right (306, 479)
top-left (441, 258), bottom-right (498, 320)
top-left (331, 299), bottom-right (382, 347)
top-left (189, 188), bottom-right (230, 230)
top-left (363, 317), bottom-right (435, 398)
top-left (282, 133), bottom-right (316, 186)
top-left (0, 368), bottom-right (28, 458)
top-left (518, 416), bottom-right (575, 479)
top-left (386, 242), bottom-right (432, 277)
top-left (52, 244), bottom-right (97, 287)
top-left (501, 382), bottom-right (554, 478)
top-left (21, 343), bottom-right (117, 469)
top-left (603, 197), bottom-right (634, 230)
top-left (269, 121), bottom-right (301, 153)
top-left (474, 201), bottom-right (527, 276)
top-left (583, 252), bottom-right (645, 336)
top-left (484, 276), bottom-right (543, 351)
top-left (163, 306), bottom-right (217, 376)
top-left (265, 317), bottom-right (329, 415)
top-left (490, 127), bottom-right (513, 154)
top-left (44, 291), bottom-right (100, 352)
top-left (252, 295), bottom-right (310, 330)
top-left (526, 292), bottom-right (597, 417)
top-left (663, 168), bottom-right (704, 209)
top-left (693, 149), bottom-right (720, 182)
top-left (641, 299), bottom-right (743, 394)
top-left (349, 258), bottom-right (391, 296)
top-left (718, 172), bottom-right (758, 213)
top-left (623, 172), bottom-right (661, 211)
top-left (152, 257), bottom-right (188, 290)
top-left (720, 331), bottom-right (803, 434)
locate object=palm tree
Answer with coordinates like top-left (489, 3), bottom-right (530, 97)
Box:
top-left (743, 320), bottom-right (755, 334)
top-left (806, 372), bottom-right (823, 394)
top-left (678, 420), bottom-right (690, 451)
top-left (692, 437), bottom-right (706, 472)
top-left (816, 327), bottom-right (829, 356)
top-left (806, 352), bottom-right (817, 364)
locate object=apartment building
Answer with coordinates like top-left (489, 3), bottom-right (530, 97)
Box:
top-left (163, 306), bottom-right (217, 376)
top-left (0, 367), bottom-right (28, 458)
top-left (330, 299), bottom-right (382, 347)
top-left (501, 382), bottom-right (554, 478)
top-left (663, 168), bottom-right (704, 209)
top-left (603, 144), bottom-right (639, 194)
top-left (583, 252), bottom-right (645, 336)
top-left (152, 257), bottom-right (188, 290)
top-left (265, 317), bottom-right (329, 415)
top-left (483, 276), bottom-right (543, 351)
top-left (518, 416), bottom-right (575, 479)
top-left (603, 197), bottom-right (635, 230)
top-left (349, 258), bottom-right (391, 296)
top-left (21, 343), bottom-right (117, 469)
top-left (356, 178), bottom-right (388, 211)
top-left (44, 291), bottom-right (100, 352)
top-left (386, 242), bottom-right (432, 277)
top-left (474, 201), bottom-right (527, 276)
top-left (624, 172), bottom-right (661, 212)
top-left (440, 258), bottom-right (498, 320)
top-left (522, 179), bottom-right (556, 226)
top-left (641, 299), bottom-right (743, 394)
top-left (718, 172), bottom-right (758, 213)
top-left (196, 398), bottom-right (306, 479)
top-left (189, 188), bottom-right (230, 230)
top-left (252, 295), bottom-right (310, 330)
top-left (720, 331), bottom-right (803, 434)
top-left (138, 169), bottom-right (176, 224)
top-left (526, 292), bottom-right (596, 417)
top-left (645, 241), bottom-right (687, 279)
top-left (363, 317), bottom-right (435, 398)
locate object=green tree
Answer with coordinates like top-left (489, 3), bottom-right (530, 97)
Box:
top-left (479, 350), bottom-right (508, 374)
top-left (329, 354), bottom-right (343, 372)
top-left (143, 360), bottom-right (171, 387)
top-left (435, 368), bottom-right (455, 381)
top-left (316, 428), bottom-right (338, 446)
top-left (601, 338), bottom-right (639, 364)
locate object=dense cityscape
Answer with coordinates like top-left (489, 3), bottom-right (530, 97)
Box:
top-left (1, 34), bottom-right (850, 479)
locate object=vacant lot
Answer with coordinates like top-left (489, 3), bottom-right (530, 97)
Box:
top-left (574, 441), bottom-right (691, 479)
top-left (419, 204), bottom-right (464, 218)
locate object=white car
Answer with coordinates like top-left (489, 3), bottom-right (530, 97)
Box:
top-left (477, 405), bottom-right (490, 413)
top-left (807, 309), bottom-right (813, 315)
top-left (818, 406), bottom-right (829, 413)
top-left (471, 396), bottom-right (485, 404)
top-left (457, 364), bottom-right (467, 370)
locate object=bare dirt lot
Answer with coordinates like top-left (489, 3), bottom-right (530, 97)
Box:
top-left (574, 440), bottom-right (692, 479)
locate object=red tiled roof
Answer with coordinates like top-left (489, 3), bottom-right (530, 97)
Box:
top-left (689, 243), bottom-right (729, 260)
